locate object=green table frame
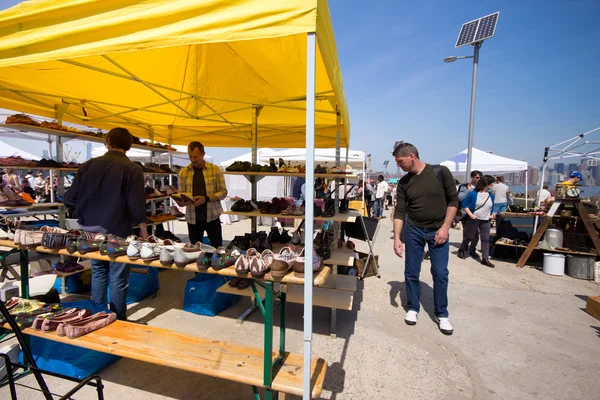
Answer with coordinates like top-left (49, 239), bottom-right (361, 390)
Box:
top-left (6, 247), bottom-right (291, 400)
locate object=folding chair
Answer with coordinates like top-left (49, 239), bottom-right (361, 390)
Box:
top-left (0, 300), bottom-right (105, 400)
top-left (343, 216), bottom-right (381, 279)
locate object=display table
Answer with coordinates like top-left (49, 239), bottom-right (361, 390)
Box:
top-left (0, 239), bottom-right (328, 399)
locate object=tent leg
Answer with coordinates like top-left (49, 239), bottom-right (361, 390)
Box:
top-left (303, 32), bottom-right (317, 400)
top-left (251, 106), bottom-right (261, 237)
top-left (534, 160), bottom-right (548, 233)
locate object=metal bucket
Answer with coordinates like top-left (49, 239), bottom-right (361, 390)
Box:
top-left (566, 255), bottom-right (595, 280)
top-left (543, 253), bottom-right (565, 276)
top-left (544, 228), bottom-right (564, 248)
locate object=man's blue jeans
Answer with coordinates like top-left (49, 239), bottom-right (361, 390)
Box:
top-left (91, 259), bottom-right (131, 321)
top-left (373, 198), bottom-right (384, 218)
top-left (404, 223), bottom-right (450, 318)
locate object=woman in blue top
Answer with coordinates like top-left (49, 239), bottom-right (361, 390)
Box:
top-left (458, 175), bottom-right (496, 267)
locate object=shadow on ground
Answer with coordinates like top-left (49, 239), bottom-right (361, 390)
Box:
top-left (387, 280), bottom-right (437, 323)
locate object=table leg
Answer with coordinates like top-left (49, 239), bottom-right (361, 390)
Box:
top-left (263, 281), bottom-right (274, 399)
top-left (19, 249), bottom-right (29, 299)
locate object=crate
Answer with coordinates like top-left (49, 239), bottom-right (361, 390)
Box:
top-left (355, 253), bottom-right (378, 278)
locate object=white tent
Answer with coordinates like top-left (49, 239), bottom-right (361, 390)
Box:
top-left (92, 145), bottom-right (205, 165)
top-left (441, 147), bottom-right (529, 206)
top-left (218, 148), bottom-right (276, 167)
top-left (220, 148), bottom-right (365, 172)
top-left (0, 140), bottom-right (40, 160)
top-left (268, 148), bottom-right (365, 170)
top-left (441, 147), bottom-right (527, 174)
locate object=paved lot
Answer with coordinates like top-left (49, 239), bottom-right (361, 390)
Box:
top-left (1, 217), bottom-right (599, 399)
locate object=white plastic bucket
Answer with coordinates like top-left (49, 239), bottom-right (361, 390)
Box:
top-left (543, 253), bottom-right (565, 276)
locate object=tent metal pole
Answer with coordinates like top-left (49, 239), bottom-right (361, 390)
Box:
top-left (534, 161), bottom-right (548, 233)
top-left (251, 106), bottom-right (261, 237)
top-left (303, 32), bottom-right (316, 400)
top-left (525, 165), bottom-right (528, 209)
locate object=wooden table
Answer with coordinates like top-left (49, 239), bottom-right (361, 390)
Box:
top-left (0, 238), bottom-right (330, 399)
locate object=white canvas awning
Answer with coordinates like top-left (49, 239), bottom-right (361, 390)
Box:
top-left (91, 145), bottom-right (203, 165)
top-left (220, 148), bottom-right (365, 170)
top-left (441, 147), bottom-right (527, 174)
top-left (0, 140), bottom-right (40, 160)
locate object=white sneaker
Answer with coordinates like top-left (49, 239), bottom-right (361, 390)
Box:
top-left (405, 310), bottom-right (418, 325)
top-left (127, 236), bottom-right (143, 259)
top-left (436, 317), bottom-right (453, 335)
top-left (140, 236), bottom-right (163, 260)
top-left (159, 240), bottom-right (183, 265)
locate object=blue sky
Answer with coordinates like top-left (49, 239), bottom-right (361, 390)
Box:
top-left (2, 0), bottom-right (600, 170)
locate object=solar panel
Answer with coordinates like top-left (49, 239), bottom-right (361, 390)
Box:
top-left (455, 12), bottom-right (499, 48)
top-left (474, 13), bottom-right (499, 42)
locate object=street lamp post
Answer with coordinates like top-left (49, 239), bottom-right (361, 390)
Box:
top-left (446, 12), bottom-right (499, 183)
top-left (444, 43), bottom-right (480, 182)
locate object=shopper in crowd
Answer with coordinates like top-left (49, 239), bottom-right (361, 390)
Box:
top-left (458, 175), bottom-right (496, 268)
top-left (561, 171), bottom-right (582, 188)
top-left (373, 175), bottom-right (389, 219)
top-left (175, 141), bottom-right (228, 247)
top-left (537, 184), bottom-right (552, 207)
top-left (364, 179), bottom-right (376, 217)
top-left (457, 170), bottom-right (482, 255)
top-left (393, 143), bottom-right (458, 335)
top-left (33, 171), bottom-right (45, 191)
top-left (315, 177), bottom-right (326, 199)
top-left (3, 168), bottom-right (20, 188)
top-left (64, 127), bottom-right (148, 321)
top-left (292, 177), bottom-right (305, 201)
top-left (491, 176), bottom-right (510, 215)
top-left (25, 170), bottom-right (35, 188)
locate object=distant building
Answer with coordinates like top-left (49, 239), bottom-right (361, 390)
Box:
top-left (568, 163), bottom-right (578, 175)
top-left (549, 171), bottom-right (559, 185)
top-left (595, 165), bottom-right (600, 186)
top-left (554, 163), bottom-right (565, 174)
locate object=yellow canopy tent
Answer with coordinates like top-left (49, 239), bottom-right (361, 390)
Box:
top-left (0, 2), bottom-right (349, 397)
top-left (0, 0), bottom-right (349, 148)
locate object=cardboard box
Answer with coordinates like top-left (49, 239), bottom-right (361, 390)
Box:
top-left (585, 296), bottom-right (600, 321)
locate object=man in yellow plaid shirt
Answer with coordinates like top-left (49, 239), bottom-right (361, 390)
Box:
top-left (175, 141), bottom-right (228, 246)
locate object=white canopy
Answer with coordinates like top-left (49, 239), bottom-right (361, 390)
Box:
top-left (220, 148), bottom-right (365, 170)
top-left (219, 148), bottom-right (276, 167)
top-left (0, 140), bottom-right (40, 160)
top-left (92, 145), bottom-right (205, 165)
top-left (441, 147), bottom-right (527, 174)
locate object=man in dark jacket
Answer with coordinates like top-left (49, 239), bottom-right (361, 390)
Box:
top-left (64, 128), bottom-right (148, 320)
top-left (392, 143), bottom-right (458, 335)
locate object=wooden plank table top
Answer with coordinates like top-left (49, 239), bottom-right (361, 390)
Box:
top-left (7, 320), bottom-right (326, 398)
top-left (217, 282), bottom-right (355, 310)
top-left (495, 241), bottom-right (598, 257)
top-left (0, 240), bottom-right (330, 286)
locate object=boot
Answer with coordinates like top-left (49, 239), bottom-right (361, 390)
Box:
top-left (457, 250), bottom-right (467, 259)
top-left (481, 258), bottom-right (495, 268)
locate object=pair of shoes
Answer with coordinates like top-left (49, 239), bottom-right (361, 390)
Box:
top-left (404, 311), bottom-right (454, 335)
top-left (481, 258), bottom-right (495, 268)
top-left (457, 250), bottom-right (467, 259)
top-left (228, 277), bottom-right (251, 290)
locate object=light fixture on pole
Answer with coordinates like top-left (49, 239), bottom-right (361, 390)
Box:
top-left (383, 160), bottom-right (389, 178)
top-left (445, 12), bottom-right (499, 182)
